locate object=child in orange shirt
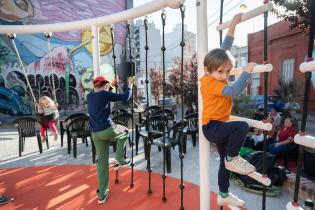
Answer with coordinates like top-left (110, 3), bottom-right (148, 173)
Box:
top-left (200, 13), bottom-right (256, 207)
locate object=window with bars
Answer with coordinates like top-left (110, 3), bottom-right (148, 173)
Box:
top-left (282, 59), bottom-right (295, 83)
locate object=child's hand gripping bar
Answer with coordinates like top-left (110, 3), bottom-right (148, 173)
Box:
top-left (216, 2), bottom-right (273, 31)
top-left (230, 116), bottom-right (272, 131)
top-left (230, 64), bottom-right (273, 76)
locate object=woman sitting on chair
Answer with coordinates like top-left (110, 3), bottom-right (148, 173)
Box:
top-left (268, 117), bottom-right (298, 156)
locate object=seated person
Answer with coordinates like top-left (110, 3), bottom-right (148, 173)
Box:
top-left (280, 109), bottom-right (299, 129)
top-left (268, 117), bottom-right (298, 156)
top-left (251, 128), bottom-right (263, 145)
top-left (244, 128), bottom-right (264, 151)
top-left (269, 107), bottom-right (281, 130)
top-left (266, 115), bottom-right (277, 141)
top-left (253, 108), bottom-right (264, 121)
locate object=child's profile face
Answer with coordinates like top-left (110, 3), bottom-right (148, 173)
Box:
top-left (40, 100), bottom-right (50, 108)
top-left (43, 101), bottom-right (50, 108)
top-left (210, 62), bottom-right (233, 81)
top-left (271, 108), bottom-right (277, 115)
top-left (254, 128), bottom-right (262, 135)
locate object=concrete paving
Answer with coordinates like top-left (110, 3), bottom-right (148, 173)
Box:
top-left (0, 126), bottom-right (297, 210)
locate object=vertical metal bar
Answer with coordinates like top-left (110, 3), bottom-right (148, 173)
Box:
top-left (144, 18), bottom-right (150, 107)
top-left (292, 0), bottom-right (315, 205)
top-left (179, 4), bottom-right (186, 210)
top-left (196, 0), bottom-right (210, 209)
top-left (161, 11), bottom-right (167, 202)
top-left (261, 1), bottom-right (269, 208)
top-left (219, 0), bottom-right (224, 45)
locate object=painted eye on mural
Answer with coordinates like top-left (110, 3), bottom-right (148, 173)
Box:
top-left (13, 0), bottom-right (28, 12)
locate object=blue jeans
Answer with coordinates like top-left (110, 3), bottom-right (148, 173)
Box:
top-left (268, 143), bottom-right (298, 156)
top-left (202, 120), bottom-right (250, 192)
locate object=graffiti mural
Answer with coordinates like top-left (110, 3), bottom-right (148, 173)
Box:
top-left (0, 0), bottom-right (127, 118)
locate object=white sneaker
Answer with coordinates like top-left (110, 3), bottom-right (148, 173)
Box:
top-left (225, 155), bottom-right (255, 175)
top-left (98, 192), bottom-right (109, 204)
top-left (217, 192), bottom-right (245, 207)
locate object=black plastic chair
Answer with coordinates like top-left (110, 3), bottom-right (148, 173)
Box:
top-left (13, 117), bottom-right (45, 157)
top-left (66, 116), bottom-right (91, 158)
top-left (139, 115), bottom-right (168, 159)
top-left (138, 105), bottom-right (161, 124)
top-left (154, 108), bottom-right (176, 126)
top-left (135, 106), bottom-right (161, 155)
top-left (112, 111), bottom-right (132, 147)
top-left (60, 113), bottom-right (88, 147)
top-left (112, 108), bottom-right (129, 118)
top-left (147, 119), bottom-right (188, 173)
top-left (184, 112), bottom-right (198, 149)
top-left (113, 111), bottom-right (132, 127)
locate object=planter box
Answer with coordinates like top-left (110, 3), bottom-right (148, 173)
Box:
top-left (304, 149), bottom-right (315, 179)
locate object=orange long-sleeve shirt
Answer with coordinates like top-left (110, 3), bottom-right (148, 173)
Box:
top-left (200, 75), bottom-right (232, 125)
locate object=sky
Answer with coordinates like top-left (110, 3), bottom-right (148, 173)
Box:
top-left (133, 0), bottom-right (281, 50)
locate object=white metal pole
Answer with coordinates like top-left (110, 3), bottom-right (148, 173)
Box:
top-left (196, 0), bottom-right (210, 210)
top-left (0, 0), bottom-right (181, 34)
top-left (216, 2), bottom-right (273, 31)
top-left (91, 25), bottom-right (100, 77)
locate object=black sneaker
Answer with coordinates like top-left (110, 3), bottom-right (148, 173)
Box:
top-left (113, 158), bottom-right (131, 170)
top-left (0, 195), bottom-right (13, 205)
top-left (284, 168), bottom-right (291, 174)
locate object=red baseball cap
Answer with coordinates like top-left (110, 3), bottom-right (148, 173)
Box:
top-left (93, 76), bottom-right (114, 90)
top-left (93, 76), bottom-right (109, 86)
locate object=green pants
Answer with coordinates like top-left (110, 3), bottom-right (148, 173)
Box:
top-left (91, 126), bottom-right (128, 200)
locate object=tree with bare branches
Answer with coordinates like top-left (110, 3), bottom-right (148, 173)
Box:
top-left (168, 53), bottom-right (198, 107)
top-left (149, 67), bottom-right (163, 104)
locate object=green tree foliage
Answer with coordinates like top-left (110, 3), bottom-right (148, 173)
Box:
top-left (271, 0), bottom-right (311, 33)
top-left (273, 79), bottom-right (300, 103)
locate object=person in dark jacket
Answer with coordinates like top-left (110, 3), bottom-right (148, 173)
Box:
top-left (87, 75), bottom-right (135, 204)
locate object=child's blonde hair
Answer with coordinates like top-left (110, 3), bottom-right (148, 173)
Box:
top-left (203, 48), bottom-right (235, 73)
top-left (39, 96), bottom-right (55, 107)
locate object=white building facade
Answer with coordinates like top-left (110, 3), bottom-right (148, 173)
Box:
top-left (230, 45), bottom-right (259, 96)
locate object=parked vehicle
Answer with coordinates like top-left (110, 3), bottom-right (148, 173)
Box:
top-left (250, 95), bottom-right (301, 113)
top-left (158, 98), bottom-right (176, 112)
top-left (139, 98), bottom-right (148, 109)
top-left (284, 101), bottom-right (301, 113)
top-left (250, 95), bottom-right (284, 112)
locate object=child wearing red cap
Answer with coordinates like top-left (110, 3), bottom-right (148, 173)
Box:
top-left (87, 75), bottom-right (136, 204)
